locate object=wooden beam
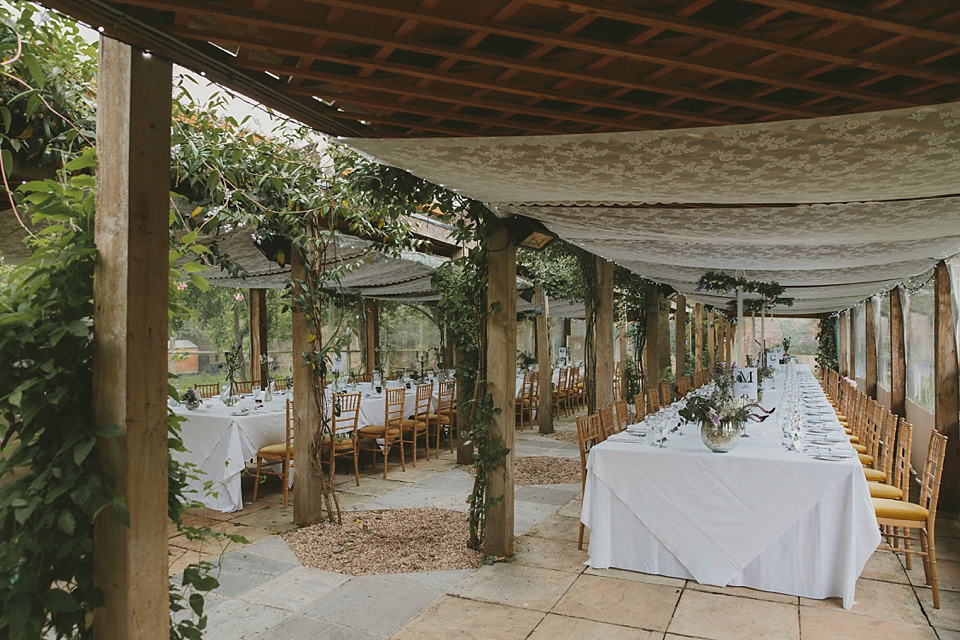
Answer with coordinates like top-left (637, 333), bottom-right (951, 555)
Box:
top-left (364, 298), bottom-right (379, 377)
top-left (933, 260), bottom-right (960, 511)
top-left (644, 283), bottom-right (659, 391)
top-left (694, 304), bottom-right (703, 372)
top-left (483, 218), bottom-right (516, 558)
top-left (595, 257), bottom-right (615, 409)
top-left (93, 37), bottom-right (170, 640)
top-left (839, 311), bottom-right (849, 376)
top-left (291, 249), bottom-right (324, 525)
top-left (249, 288), bottom-right (268, 386)
top-left (865, 297), bottom-right (878, 398)
top-left (527, 0), bottom-right (960, 86)
top-left (675, 295), bottom-right (687, 377)
top-left (890, 286), bottom-right (906, 417)
top-left (536, 285), bottom-right (553, 434)
top-left (746, 0), bottom-right (960, 47)
top-left (707, 310), bottom-right (716, 370)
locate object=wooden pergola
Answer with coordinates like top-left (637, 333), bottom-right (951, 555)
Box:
top-left (30, 1), bottom-right (960, 637)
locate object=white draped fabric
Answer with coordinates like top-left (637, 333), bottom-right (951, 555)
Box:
top-left (581, 366), bottom-right (879, 608)
top-left (343, 102), bottom-right (960, 312)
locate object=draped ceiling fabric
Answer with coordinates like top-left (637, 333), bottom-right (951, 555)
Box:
top-left (343, 103), bottom-right (960, 315)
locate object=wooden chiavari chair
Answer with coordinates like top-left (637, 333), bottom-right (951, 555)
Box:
top-left (358, 387), bottom-right (405, 478)
top-left (252, 398), bottom-right (294, 507)
top-left (633, 393), bottom-right (646, 423)
top-left (194, 382), bottom-right (220, 399)
top-left (598, 404), bottom-right (615, 441)
top-left (614, 398), bottom-right (629, 433)
top-left (401, 382), bottom-right (433, 466)
top-left (429, 379), bottom-right (457, 456)
top-left (874, 430), bottom-right (948, 608)
top-left (233, 380), bottom-right (255, 395)
top-left (325, 391), bottom-right (361, 485)
top-left (645, 389), bottom-right (661, 415)
top-left (659, 379), bottom-right (672, 406)
top-left (515, 370), bottom-right (536, 430)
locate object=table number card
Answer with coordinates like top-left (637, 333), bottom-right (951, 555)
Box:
top-left (767, 352), bottom-right (779, 368)
top-left (332, 353), bottom-right (344, 373)
top-left (733, 366), bottom-right (758, 400)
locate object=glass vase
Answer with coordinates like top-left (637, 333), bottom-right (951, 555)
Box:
top-left (700, 420), bottom-right (741, 453)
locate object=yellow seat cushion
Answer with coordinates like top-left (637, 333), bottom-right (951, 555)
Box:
top-left (852, 443), bottom-right (867, 453)
top-left (258, 443), bottom-right (292, 457)
top-left (358, 425), bottom-right (401, 437)
top-left (869, 482), bottom-right (903, 500)
top-left (858, 453), bottom-right (874, 466)
top-left (321, 434), bottom-right (355, 448)
top-left (400, 418), bottom-right (428, 428)
top-left (873, 497), bottom-right (928, 521)
top-left (863, 468), bottom-right (887, 482)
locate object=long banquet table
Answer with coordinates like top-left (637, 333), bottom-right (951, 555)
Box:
top-left (581, 364), bottom-right (880, 609)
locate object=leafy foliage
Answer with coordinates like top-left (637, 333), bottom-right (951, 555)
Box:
top-left (816, 314), bottom-right (839, 373)
top-left (696, 271), bottom-right (794, 311)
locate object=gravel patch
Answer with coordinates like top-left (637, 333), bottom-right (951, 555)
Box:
top-left (542, 430), bottom-right (579, 444)
top-left (283, 508), bottom-right (482, 575)
top-left (515, 456), bottom-right (582, 486)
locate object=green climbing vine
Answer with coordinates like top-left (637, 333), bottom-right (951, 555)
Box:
top-left (816, 313), bottom-right (839, 373)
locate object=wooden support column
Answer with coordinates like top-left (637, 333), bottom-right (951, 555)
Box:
top-left (890, 287), bottom-right (906, 417)
top-left (675, 295), bottom-right (687, 376)
top-left (934, 261), bottom-right (960, 511)
top-left (484, 219), bottom-right (516, 557)
top-left (659, 304), bottom-right (671, 374)
top-left (291, 249), bottom-right (324, 525)
top-left (865, 297), bottom-right (878, 399)
top-left (849, 309), bottom-right (858, 379)
top-left (707, 310), bottom-right (716, 370)
top-left (595, 257), bottom-right (615, 409)
top-left (535, 285), bottom-right (553, 434)
top-left (839, 312), bottom-right (849, 376)
top-left (644, 283), bottom-right (659, 391)
top-left (694, 304), bottom-right (703, 372)
top-left (249, 288), bottom-right (268, 385)
top-left (93, 38), bottom-right (170, 640)
top-left (364, 298), bottom-right (379, 376)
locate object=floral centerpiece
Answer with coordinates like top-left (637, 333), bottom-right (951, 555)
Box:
top-left (679, 364), bottom-right (761, 453)
top-left (182, 388), bottom-right (202, 410)
top-left (219, 343), bottom-right (243, 406)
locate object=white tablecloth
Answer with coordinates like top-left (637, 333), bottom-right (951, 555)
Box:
top-left (326, 381), bottom-right (441, 431)
top-left (171, 393), bottom-right (289, 512)
top-left (582, 365), bottom-right (879, 608)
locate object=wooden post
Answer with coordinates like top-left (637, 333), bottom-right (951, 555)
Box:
top-left (849, 308), bottom-right (858, 379)
top-left (484, 219), bottom-right (516, 557)
top-left (364, 298), bottom-right (379, 376)
top-left (291, 249), bottom-right (324, 525)
top-left (93, 38), bottom-right (170, 640)
top-left (535, 285), bottom-right (553, 434)
top-left (934, 261), bottom-right (960, 511)
top-left (890, 287), bottom-right (906, 418)
top-left (707, 310), bottom-right (716, 370)
top-left (865, 297), bottom-right (878, 399)
top-left (694, 304), bottom-right (703, 372)
top-left (659, 303), bottom-right (671, 375)
top-left (838, 311), bottom-right (849, 376)
top-left (644, 283), bottom-right (659, 391)
top-left (595, 257), bottom-right (615, 409)
top-left (675, 295), bottom-right (687, 376)
top-left (249, 288), bottom-right (268, 385)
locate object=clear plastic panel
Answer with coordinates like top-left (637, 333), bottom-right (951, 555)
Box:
top-left (905, 273), bottom-right (935, 413)
top-left (878, 295), bottom-right (891, 390)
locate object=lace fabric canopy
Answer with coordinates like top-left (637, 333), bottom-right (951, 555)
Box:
top-left (343, 102), bottom-right (960, 313)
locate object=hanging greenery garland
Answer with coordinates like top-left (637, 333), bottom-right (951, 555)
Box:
top-left (695, 271), bottom-right (794, 311)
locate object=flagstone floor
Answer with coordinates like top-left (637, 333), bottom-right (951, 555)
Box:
top-left (169, 418), bottom-right (960, 640)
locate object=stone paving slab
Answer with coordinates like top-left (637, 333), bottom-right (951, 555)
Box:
top-left (203, 598), bottom-right (293, 640)
top-left (515, 484), bottom-right (580, 506)
top-left (251, 615), bottom-right (381, 640)
top-left (238, 565), bottom-right (349, 611)
top-left (211, 550), bottom-right (297, 598)
top-left (376, 569), bottom-right (474, 592)
top-left (298, 575), bottom-right (443, 638)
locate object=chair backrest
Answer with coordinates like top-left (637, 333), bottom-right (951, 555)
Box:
top-left (659, 380), bottom-right (672, 406)
top-left (614, 398), bottom-right (629, 432)
top-left (864, 400), bottom-right (885, 465)
top-left (234, 380), bottom-right (255, 395)
top-left (571, 366), bottom-right (581, 388)
top-left (920, 429), bottom-right (948, 516)
top-left (272, 377), bottom-right (289, 391)
top-left (875, 410), bottom-right (898, 483)
top-left (414, 382), bottom-right (434, 419)
top-left (557, 367), bottom-right (569, 392)
top-left (646, 389), bottom-right (661, 414)
top-left (385, 387), bottom-right (406, 427)
top-left (598, 404), bottom-right (615, 440)
top-left (891, 417), bottom-right (913, 499)
top-left (633, 393), bottom-right (646, 422)
top-left (332, 392), bottom-right (361, 434)
top-left (195, 383), bottom-right (220, 399)
top-left (576, 413), bottom-right (602, 490)
top-left (677, 376), bottom-right (691, 397)
top-left (283, 398), bottom-right (294, 454)
top-left (438, 379), bottom-right (456, 414)
top-left (529, 370), bottom-right (539, 401)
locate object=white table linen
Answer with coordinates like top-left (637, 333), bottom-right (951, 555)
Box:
top-left (582, 366), bottom-right (879, 609)
top-left (172, 393), bottom-right (289, 512)
top-left (326, 381), bottom-right (441, 431)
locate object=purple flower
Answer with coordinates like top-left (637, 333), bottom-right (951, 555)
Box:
top-left (708, 409), bottom-right (720, 427)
